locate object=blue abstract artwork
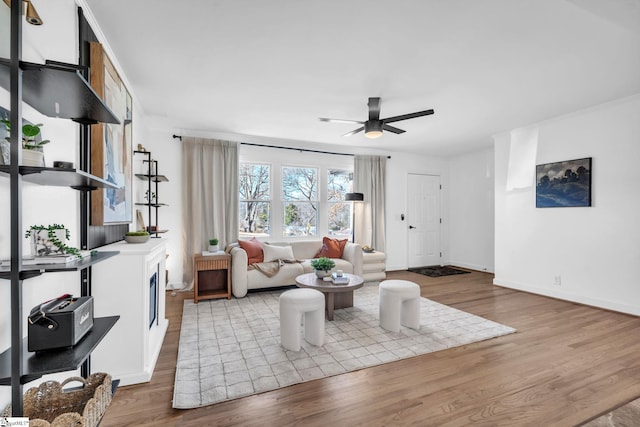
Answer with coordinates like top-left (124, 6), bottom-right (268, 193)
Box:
top-left (536, 157), bottom-right (592, 208)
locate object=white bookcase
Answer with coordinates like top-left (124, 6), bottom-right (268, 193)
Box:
top-left (90, 239), bottom-right (169, 386)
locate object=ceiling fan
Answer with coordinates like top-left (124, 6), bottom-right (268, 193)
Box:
top-left (319, 97), bottom-right (434, 139)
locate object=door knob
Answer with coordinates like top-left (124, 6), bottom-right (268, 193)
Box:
top-left (409, 225), bottom-right (416, 229)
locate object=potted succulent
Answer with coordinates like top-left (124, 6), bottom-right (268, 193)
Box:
top-left (1, 119), bottom-right (49, 166)
top-left (208, 238), bottom-right (220, 252)
top-left (124, 231), bottom-right (150, 244)
top-left (310, 257), bottom-right (335, 278)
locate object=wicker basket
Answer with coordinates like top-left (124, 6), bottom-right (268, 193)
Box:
top-left (2, 372), bottom-right (112, 427)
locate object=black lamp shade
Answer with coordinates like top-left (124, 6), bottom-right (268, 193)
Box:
top-left (345, 192), bottom-right (364, 202)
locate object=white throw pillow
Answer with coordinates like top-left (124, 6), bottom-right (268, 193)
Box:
top-left (261, 243), bottom-right (295, 262)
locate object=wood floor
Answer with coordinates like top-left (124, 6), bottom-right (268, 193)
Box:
top-left (100, 270), bottom-right (640, 426)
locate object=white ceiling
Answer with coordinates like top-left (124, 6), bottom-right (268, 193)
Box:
top-left (83, 0), bottom-right (640, 157)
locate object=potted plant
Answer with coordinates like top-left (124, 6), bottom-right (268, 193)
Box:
top-left (1, 119), bottom-right (49, 166)
top-left (124, 231), bottom-right (150, 244)
top-left (25, 224), bottom-right (81, 258)
top-left (208, 238), bottom-right (220, 252)
top-left (310, 257), bottom-right (335, 278)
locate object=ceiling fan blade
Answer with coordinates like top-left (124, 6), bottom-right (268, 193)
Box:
top-left (382, 109), bottom-right (434, 124)
top-left (382, 124), bottom-right (405, 134)
top-left (319, 118), bottom-right (364, 124)
top-left (368, 97), bottom-right (381, 121)
top-left (343, 127), bottom-right (364, 137)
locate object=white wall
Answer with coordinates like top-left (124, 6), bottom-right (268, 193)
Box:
top-left (494, 94), bottom-right (640, 316)
top-left (448, 148), bottom-right (494, 272)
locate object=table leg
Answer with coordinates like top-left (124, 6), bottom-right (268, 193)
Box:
top-left (326, 293), bottom-right (334, 321)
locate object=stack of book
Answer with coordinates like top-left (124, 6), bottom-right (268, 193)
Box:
top-left (331, 272), bottom-right (349, 285)
top-left (1, 250), bottom-right (93, 266)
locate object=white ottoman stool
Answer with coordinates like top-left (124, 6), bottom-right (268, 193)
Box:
top-left (379, 280), bottom-right (421, 332)
top-left (279, 288), bottom-right (325, 351)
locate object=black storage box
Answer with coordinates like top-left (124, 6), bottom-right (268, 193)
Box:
top-left (28, 295), bottom-right (94, 352)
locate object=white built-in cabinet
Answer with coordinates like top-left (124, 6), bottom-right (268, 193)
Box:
top-left (91, 239), bottom-right (168, 386)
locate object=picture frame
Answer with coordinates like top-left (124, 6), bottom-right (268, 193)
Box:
top-left (89, 42), bottom-right (133, 224)
top-left (536, 157), bottom-right (592, 208)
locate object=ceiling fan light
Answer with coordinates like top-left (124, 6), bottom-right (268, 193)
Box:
top-left (25, 0), bottom-right (43, 25)
top-left (364, 120), bottom-right (383, 139)
top-left (365, 130), bottom-right (382, 139)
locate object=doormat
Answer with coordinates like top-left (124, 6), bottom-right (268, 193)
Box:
top-left (408, 265), bottom-right (471, 277)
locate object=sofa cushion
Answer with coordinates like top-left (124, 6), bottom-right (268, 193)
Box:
top-left (315, 237), bottom-right (348, 258)
top-left (238, 238), bottom-right (264, 265)
top-left (262, 243), bottom-right (295, 262)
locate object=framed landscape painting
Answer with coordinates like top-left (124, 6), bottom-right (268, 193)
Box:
top-left (536, 157), bottom-right (592, 208)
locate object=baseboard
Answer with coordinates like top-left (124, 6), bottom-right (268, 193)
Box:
top-left (493, 277), bottom-right (640, 316)
top-left (447, 260), bottom-right (493, 274)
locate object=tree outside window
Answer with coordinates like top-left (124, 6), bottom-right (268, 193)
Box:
top-left (239, 163), bottom-right (270, 237)
top-left (328, 169), bottom-right (352, 238)
top-left (282, 167), bottom-right (318, 237)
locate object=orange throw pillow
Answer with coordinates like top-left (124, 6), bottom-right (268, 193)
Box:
top-left (238, 237), bottom-right (264, 265)
top-left (315, 237), bottom-right (348, 258)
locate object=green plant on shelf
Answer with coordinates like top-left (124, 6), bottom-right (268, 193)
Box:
top-left (25, 224), bottom-right (81, 258)
top-left (1, 119), bottom-right (50, 150)
top-left (126, 231), bottom-right (150, 236)
top-left (209, 238), bottom-right (219, 246)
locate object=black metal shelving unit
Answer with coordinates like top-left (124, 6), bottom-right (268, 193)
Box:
top-left (2, 1), bottom-right (122, 415)
top-left (134, 151), bottom-right (169, 238)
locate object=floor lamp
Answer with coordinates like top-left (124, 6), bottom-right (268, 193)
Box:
top-left (345, 192), bottom-right (364, 243)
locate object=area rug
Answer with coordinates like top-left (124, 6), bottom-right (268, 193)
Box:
top-left (172, 283), bottom-right (515, 409)
top-left (408, 265), bottom-right (471, 277)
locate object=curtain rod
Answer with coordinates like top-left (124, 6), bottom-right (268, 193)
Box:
top-left (171, 134), bottom-right (391, 159)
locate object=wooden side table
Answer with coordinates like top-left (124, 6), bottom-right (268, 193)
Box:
top-left (193, 253), bottom-right (231, 302)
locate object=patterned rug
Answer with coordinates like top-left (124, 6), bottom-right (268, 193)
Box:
top-left (172, 283), bottom-right (516, 409)
top-left (408, 265), bottom-right (471, 277)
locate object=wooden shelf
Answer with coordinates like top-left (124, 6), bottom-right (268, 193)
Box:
top-left (0, 59), bottom-right (120, 125)
top-left (0, 251), bottom-right (119, 280)
top-left (0, 166), bottom-right (118, 190)
top-left (135, 174), bottom-right (169, 183)
top-left (0, 316), bottom-right (119, 385)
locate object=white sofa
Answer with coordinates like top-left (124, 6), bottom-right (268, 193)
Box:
top-left (230, 240), bottom-right (362, 298)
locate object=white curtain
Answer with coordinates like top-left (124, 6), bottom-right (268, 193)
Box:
top-left (181, 137), bottom-right (238, 289)
top-left (354, 155), bottom-right (386, 252)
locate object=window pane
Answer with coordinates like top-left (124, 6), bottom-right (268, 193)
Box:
top-left (282, 167), bottom-right (317, 201)
top-left (239, 163), bottom-right (271, 237)
top-left (283, 201), bottom-right (318, 237)
top-left (328, 202), bottom-right (351, 237)
top-left (239, 201), bottom-right (270, 237)
top-left (328, 169), bottom-right (352, 202)
top-left (240, 164), bottom-right (270, 201)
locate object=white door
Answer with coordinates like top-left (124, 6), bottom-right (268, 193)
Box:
top-left (407, 173), bottom-right (441, 268)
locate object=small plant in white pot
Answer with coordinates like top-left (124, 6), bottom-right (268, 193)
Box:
top-left (310, 257), bottom-right (335, 278)
top-left (25, 224), bottom-right (81, 258)
top-left (208, 238), bottom-right (220, 252)
top-left (1, 119), bottom-right (49, 166)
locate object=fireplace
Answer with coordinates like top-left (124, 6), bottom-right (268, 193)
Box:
top-left (149, 271), bottom-right (158, 329)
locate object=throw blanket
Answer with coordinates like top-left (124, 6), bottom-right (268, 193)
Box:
top-left (250, 259), bottom-right (302, 277)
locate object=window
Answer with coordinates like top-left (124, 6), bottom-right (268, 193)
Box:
top-left (282, 166), bottom-right (318, 237)
top-left (239, 163), bottom-right (271, 237)
top-left (327, 169), bottom-right (352, 238)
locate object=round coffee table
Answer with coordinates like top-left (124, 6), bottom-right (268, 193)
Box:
top-left (295, 272), bottom-right (364, 320)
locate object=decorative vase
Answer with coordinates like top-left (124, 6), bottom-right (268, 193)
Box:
top-left (208, 244), bottom-right (219, 252)
top-left (125, 235), bottom-right (150, 244)
top-left (31, 229), bottom-right (67, 257)
top-left (315, 269), bottom-right (331, 279)
top-left (22, 149), bottom-right (45, 167)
